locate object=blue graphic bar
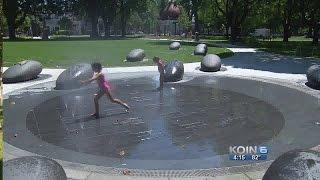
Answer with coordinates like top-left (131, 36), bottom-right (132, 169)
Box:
top-left (229, 154), bottom-right (268, 161)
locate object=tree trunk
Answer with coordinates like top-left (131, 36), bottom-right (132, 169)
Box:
top-left (4, 0), bottom-right (18, 39)
top-left (8, 23), bottom-right (16, 39)
top-left (307, 26), bottom-right (313, 38)
top-left (121, 12), bottom-right (126, 37)
top-left (193, 10), bottom-right (199, 34)
top-left (225, 25), bottom-right (229, 38)
top-left (313, 22), bottom-right (319, 44)
top-left (7, 11), bottom-right (16, 39)
top-left (120, 1), bottom-right (126, 38)
top-left (283, 0), bottom-right (293, 42)
top-left (230, 25), bottom-right (240, 42)
top-left (42, 18), bottom-right (49, 40)
top-left (103, 17), bottom-right (110, 38)
top-left (283, 22), bottom-right (290, 42)
top-left (90, 16), bottom-right (98, 38)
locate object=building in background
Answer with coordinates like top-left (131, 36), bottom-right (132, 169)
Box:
top-left (45, 14), bottom-right (91, 35)
top-left (158, 0), bottom-right (182, 35)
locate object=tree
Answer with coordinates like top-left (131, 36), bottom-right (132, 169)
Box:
top-left (119, 0), bottom-right (147, 37)
top-left (308, 0), bottom-right (320, 44)
top-left (3, 0), bottom-right (25, 39)
top-left (281, 0), bottom-right (319, 44)
top-left (71, 0), bottom-right (100, 38)
top-left (139, 0), bottom-right (159, 34)
top-left (3, 0), bottom-right (66, 39)
top-left (180, 0), bottom-right (202, 34)
top-left (213, 0), bottom-right (257, 41)
top-left (178, 6), bottom-right (191, 35)
top-left (87, 0), bottom-right (99, 38)
top-left (190, 0), bottom-right (202, 33)
top-left (58, 16), bottom-right (72, 31)
top-left (99, 0), bottom-right (117, 38)
top-left (282, 0), bottom-right (295, 42)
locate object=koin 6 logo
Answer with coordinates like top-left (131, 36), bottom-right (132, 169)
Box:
top-left (229, 146), bottom-right (268, 155)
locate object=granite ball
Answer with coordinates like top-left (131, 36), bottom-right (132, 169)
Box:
top-left (126, 49), bottom-right (146, 62)
top-left (56, 63), bottom-right (93, 90)
top-left (4, 156), bottom-right (67, 180)
top-left (169, 42), bottom-right (181, 50)
top-left (164, 60), bottom-right (184, 82)
top-left (3, 60), bottom-right (42, 83)
top-left (306, 65), bottom-right (320, 89)
top-left (200, 54), bottom-right (222, 72)
top-left (263, 150), bottom-right (320, 180)
top-left (194, 44), bottom-right (208, 56)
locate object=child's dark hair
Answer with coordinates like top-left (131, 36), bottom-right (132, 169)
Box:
top-left (153, 56), bottom-right (160, 62)
top-left (91, 62), bottom-right (102, 71)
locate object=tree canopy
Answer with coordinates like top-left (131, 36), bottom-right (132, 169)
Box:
top-left (2, 0), bottom-right (320, 43)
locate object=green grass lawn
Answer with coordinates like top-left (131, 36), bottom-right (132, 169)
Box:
top-left (3, 39), bottom-right (233, 68)
top-left (244, 36), bottom-right (320, 58)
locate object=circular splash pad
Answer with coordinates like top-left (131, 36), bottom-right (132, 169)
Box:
top-left (4, 72), bottom-right (320, 172)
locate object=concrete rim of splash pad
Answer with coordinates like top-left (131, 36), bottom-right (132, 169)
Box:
top-left (3, 67), bottom-right (320, 179)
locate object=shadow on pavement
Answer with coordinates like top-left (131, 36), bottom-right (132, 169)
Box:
top-left (223, 51), bottom-right (320, 74)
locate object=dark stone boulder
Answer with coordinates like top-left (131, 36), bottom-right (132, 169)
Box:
top-left (56, 63), bottom-right (93, 90)
top-left (126, 49), bottom-right (146, 62)
top-left (306, 65), bottom-right (320, 89)
top-left (169, 42), bottom-right (181, 50)
top-left (200, 54), bottom-right (221, 72)
top-left (164, 60), bottom-right (184, 82)
top-left (4, 156), bottom-right (67, 180)
top-left (194, 44), bottom-right (208, 56)
top-left (3, 60), bottom-right (42, 83)
top-left (263, 150), bottom-right (320, 180)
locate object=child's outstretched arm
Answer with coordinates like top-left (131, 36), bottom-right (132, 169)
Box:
top-left (80, 73), bottom-right (100, 84)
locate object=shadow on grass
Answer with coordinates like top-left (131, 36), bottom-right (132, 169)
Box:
top-left (145, 40), bottom-right (234, 58)
top-left (245, 40), bottom-right (320, 58)
top-left (146, 40), bottom-right (222, 47)
top-left (3, 36), bottom-right (143, 42)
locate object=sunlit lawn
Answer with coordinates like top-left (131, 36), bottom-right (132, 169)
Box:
top-left (3, 39), bottom-right (233, 68)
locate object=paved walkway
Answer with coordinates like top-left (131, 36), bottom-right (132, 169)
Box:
top-left (3, 47), bottom-right (320, 180)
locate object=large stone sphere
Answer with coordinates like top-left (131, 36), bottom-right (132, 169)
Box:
top-left (169, 42), bottom-right (181, 50)
top-left (56, 63), bottom-right (93, 90)
top-left (200, 54), bottom-right (221, 72)
top-left (194, 44), bottom-right (208, 56)
top-left (4, 156), bottom-right (67, 180)
top-left (164, 60), bottom-right (184, 82)
top-left (3, 60), bottom-right (42, 83)
top-left (306, 65), bottom-right (320, 88)
top-left (263, 150), bottom-right (320, 180)
top-left (126, 49), bottom-right (146, 62)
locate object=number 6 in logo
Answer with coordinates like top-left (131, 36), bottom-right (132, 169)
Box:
top-left (259, 146), bottom-right (268, 154)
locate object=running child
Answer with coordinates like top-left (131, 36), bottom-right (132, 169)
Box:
top-left (153, 56), bottom-right (166, 90)
top-left (81, 62), bottom-right (130, 119)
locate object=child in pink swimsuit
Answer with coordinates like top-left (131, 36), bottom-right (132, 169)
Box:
top-left (153, 56), bottom-right (166, 90)
top-left (81, 62), bottom-right (130, 118)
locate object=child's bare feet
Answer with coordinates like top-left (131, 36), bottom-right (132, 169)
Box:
top-left (90, 113), bottom-right (100, 119)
